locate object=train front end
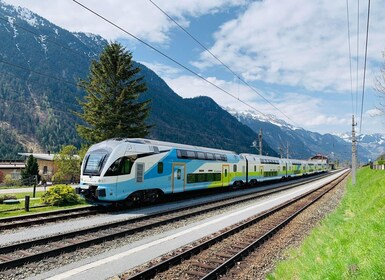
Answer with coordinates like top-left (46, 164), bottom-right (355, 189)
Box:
top-left (76, 139), bottom-right (129, 205)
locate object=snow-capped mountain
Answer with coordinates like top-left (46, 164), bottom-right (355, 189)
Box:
top-left (333, 132), bottom-right (385, 160)
top-left (228, 107), bottom-right (382, 163)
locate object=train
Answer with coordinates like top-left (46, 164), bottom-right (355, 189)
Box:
top-left (76, 138), bottom-right (329, 206)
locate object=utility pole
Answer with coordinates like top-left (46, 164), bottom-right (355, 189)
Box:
top-left (352, 115), bottom-right (357, 185)
top-left (259, 128), bottom-right (262, 156)
top-left (279, 146), bottom-right (283, 159)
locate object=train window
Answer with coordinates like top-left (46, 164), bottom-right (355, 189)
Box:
top-left (187, 151), bottom-right (196, 158)
top-left (207, 173), bottom-right (214, 182)
top-left (121, 158), bottom-right (133, 175)
top-left (176, 169), bottom-right (182, 180)
top-left (215, 154), bottom-right (222, 160)
top-left (214, 173), bottom-right (221, 181)
top-left (233, 165), bottom-right (237, 172)
top-left (220, 155), bottom-right (227, 161)
top-left (157, 162), bottom-right (164, 174)
top-left (254, 165), bottom-right (257, 172)
top-left (206, 153), bottom-right (214, 160)
top-left (197, 173), bottom-right (206, 182)
top-left (197, 152), bottom-right (205, 159)
top-left (105, 158), bottom-right (121, 176)
top-left (224, 169), bottom-right (228, 177)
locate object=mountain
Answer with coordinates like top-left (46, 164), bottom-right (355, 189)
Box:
top-left (0, 1), bottom-right (277, 159)
top-left (229, 108), bottom-right (381, 163)
top-left (0, 1), bottom-right (105, 157)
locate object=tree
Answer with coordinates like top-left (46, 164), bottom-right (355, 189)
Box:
top-left (76, 42), bottom-right (151, 144)
top-left (0, 170), bottom-right (4, 184)
top-left (21, 155), bottom-right (39, 185)
top-left (53, 145), bottom-right (81, 183)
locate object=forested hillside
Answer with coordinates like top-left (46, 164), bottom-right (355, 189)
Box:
top-left (0, 2), bottom-right (277, 159)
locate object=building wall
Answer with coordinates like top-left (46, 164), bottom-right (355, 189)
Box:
top-left (0, 162), bottom-right (25, 181)
top-left (37, 159), bottom-right (56, 181)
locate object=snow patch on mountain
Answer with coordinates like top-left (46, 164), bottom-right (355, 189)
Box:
top-left (225, 107), bottom-right (299, 130)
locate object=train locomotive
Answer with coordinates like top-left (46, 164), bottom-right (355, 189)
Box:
top-left (76, 138), bottom-right (329, 206)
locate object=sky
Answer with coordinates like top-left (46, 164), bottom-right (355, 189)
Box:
top-left (3, 0), bottom-right (385, 135)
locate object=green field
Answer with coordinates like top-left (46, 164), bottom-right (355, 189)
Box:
top-left (268, 167), bottom-right (385, 279)
top-left (0, 190), bottom-right (87, 218)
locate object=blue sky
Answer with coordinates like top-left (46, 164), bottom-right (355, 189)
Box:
top-left (4, 0), bottom-right (385, 135)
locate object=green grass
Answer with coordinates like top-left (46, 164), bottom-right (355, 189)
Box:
top-left (0, 190), bottom-right (87, 218)
top-left (268, 167), bottom-right (385, 280)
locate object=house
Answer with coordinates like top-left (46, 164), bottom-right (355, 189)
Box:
top-left (0, 160), bottom-right (25, 180)
top-left (18, 153), bottom-right (56, 181)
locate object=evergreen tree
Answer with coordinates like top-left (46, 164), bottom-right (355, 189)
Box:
top-left (76, 42), bottom-right (151, 143)
top-left (21, 155), bottom-right (39, 185)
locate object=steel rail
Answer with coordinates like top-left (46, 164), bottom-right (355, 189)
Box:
top-left (126, 170), bottom-right (349, 280)
top-left (0, 172), bottom-right (335, 270)
top-left (0, 206), bottom-right (102, 230)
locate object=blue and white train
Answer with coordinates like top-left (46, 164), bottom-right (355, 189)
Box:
top-left (76, 138), bottom-right (329, 206)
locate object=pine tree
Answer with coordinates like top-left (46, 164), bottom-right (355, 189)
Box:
top-left (21, 155), bottom-right (39, 185)
top-left (75, 42), bottom-right (151, 143)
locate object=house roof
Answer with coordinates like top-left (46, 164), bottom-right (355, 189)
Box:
top-left (0, 162), bottom-right (25, 169)
top-left (18, 153), bottom-right (55, 161)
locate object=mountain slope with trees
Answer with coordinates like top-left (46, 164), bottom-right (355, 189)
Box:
top-left (0, 2), bottom-right (277, 158)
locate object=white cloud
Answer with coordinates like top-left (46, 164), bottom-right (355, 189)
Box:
top-left (161, 73), bottom-right (352, 132)
top-left (193, 0), bottom-right (385, 93)
top-left (3, 0), bottom-right (246, 43)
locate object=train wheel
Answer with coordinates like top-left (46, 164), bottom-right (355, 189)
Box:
top-left (145, 189), bottom-right (163, 203)
top-left (249, 179), bottom-right (258, 186)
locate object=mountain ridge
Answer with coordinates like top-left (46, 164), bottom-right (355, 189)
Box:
top-left (0, 1), bottom-right (278, 159)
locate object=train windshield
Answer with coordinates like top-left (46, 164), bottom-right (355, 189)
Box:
top-left (83, 153), bottom-right (108, 176)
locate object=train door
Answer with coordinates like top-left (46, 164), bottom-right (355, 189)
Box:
top-left (222, 165), bottom-right (230, 186)
top-left (172, 163), bottom-right (186, 193)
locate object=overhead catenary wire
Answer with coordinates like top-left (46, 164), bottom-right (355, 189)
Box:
top-left (0, 58), bottom-right (79, 87)
top-left (359, 0), bottom-right (371, 134)
top-left (72, 0), bottom-right (271, 118)
top-left (0, 15), bottom-right (98, 59)
top-left (345, 0), bottom-right (355, 116)
top-left (147, 0), bottom-right (299, 128)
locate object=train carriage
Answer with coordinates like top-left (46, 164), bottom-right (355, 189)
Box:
top-left (77, 138), bottom-right (240, 205)
top-left (76, 138), bottom-right (330, 206)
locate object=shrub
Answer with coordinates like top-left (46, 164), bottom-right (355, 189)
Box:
top-left (4, 174), bottom-right (19, 186)
top-left (41, 184), bottom-right (80, 206)
top-left (0, 194), bottom-right (17, 204)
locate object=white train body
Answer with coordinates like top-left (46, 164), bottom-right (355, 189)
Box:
top-left (76, 138), bottom-right (329, 205)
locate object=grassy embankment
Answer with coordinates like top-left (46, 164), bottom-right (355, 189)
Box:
top-left (268, 166), bottom-right (385, 279)
top-left (0, 190), bottom-right (87, 218)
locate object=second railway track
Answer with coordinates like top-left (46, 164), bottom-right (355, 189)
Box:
top-left (121, 170), bottom-right (349, 280)
top-left (0, 171), bottom-right (342, 275)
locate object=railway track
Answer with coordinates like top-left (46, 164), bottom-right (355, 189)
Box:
top-left (0, 172), bottom-right (337, 272)
top-left (121, 170), bottom-right (349, 280)
top-left (0, 206), bottom-right (104, 231)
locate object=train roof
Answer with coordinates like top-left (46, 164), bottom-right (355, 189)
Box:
top-left (98, 138), bottom-right (236, 155)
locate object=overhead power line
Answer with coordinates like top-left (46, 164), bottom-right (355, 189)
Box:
top-left (359, 0), bottom-right (371, 134)
top-left (148, 0), bottom-right (299, 127)
top-left (345, 0), bottom-right (355, 116)
top-left (0, 15), bottom-right (97, 59)
top-left (0, 58), bottom-right (78, 87)
top-left (72, 0), bottom-right (272, 118)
